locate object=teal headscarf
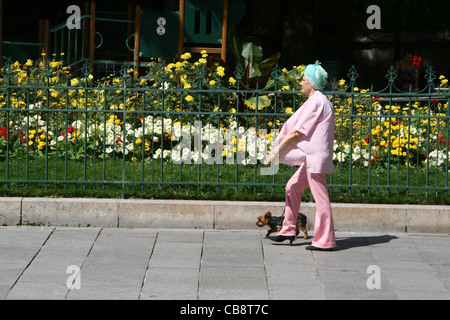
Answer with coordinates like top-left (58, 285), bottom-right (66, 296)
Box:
top-left (304, 61), bottom-right (328, 91)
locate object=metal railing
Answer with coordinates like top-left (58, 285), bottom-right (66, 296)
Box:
top-left (0, 57), bottom-right (449, 202)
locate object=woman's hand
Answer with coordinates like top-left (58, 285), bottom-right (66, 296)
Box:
top-left (266, 152), bottom-right (276, 165)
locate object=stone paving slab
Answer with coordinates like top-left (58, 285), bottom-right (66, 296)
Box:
top-left (0, 226), bottom-right (449, 301)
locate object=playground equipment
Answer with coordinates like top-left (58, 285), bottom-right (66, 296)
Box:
top-left (0, 0), bottom-right (246, 77)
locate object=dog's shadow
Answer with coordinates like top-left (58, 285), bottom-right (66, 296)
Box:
top-left (268, 234), bottom-right (399, 250)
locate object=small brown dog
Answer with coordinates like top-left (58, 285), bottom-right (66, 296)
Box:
top-left (256, 211), bottom-right (308, 239)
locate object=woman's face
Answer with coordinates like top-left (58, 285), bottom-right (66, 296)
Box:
top-left (300, 75), bottom-right (315, 96)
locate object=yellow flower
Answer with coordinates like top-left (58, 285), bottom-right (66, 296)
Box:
top-left (209, 80), bottom-right (216, 86)
top-left (180, 52), bottom-right (191, 60)
top-left (71, 78), bottom-right (79, 86)
top-left (216, 66), bottom-right (225, 77)
top-left (185, 95), bottom-right (194, 102)
top-left (165, 63), bottom-right (175, 73)
top-left (144, 140), bottom-right (151, 151)
top-left (229, 77), bottom-right (236, 85)
top-left (198, 58), bottom-right (207, 64)
top-left (338, 79), bottom-right (346, 86)
top-left (285, 107), bottom-right (293, 114)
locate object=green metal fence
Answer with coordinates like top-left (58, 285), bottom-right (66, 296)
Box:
top-left (0, 56), bottom-right (449, 203)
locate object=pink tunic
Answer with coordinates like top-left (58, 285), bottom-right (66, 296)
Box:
top-left (275, 91), bottom-right (335, 174)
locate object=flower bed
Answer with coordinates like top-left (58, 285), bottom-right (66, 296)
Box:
top-left (0, 52), bottom-right (449, 174)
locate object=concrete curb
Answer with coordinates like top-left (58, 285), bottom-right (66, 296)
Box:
top-left (0, 197), bottom-right (449, 234)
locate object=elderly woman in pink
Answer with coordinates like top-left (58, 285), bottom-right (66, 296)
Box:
top-left (266, 61), bottom-right (336, 251)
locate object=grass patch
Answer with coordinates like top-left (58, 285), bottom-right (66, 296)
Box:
top-left (0, 156), bottom-right (449, 205)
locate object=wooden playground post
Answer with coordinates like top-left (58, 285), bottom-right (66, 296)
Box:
top-left (178, 0), bottom-right (185, 59)
top-left (83, 2), bottom-right (90, 59)
top-left (43, 19), bottom-right (49, 60)
top-left (134, 5), bottom-right (141, 79)
top-left (89, 1), bottom-right (96, 73)
top-left (38, 20), bottom-right (43, 54)
top-left (0, 0), bottom-right (3, 64)
top-left (221, 0), bottom-right (228, 62)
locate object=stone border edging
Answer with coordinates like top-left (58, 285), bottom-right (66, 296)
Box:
top-left (0, 197), bottom-right (449, 234)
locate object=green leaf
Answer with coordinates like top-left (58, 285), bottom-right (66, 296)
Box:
top-left (263, 65), bottom-right (302, 90)
top-left (242, 37), bottom-right (264, 79)
top-left (251, 52), bottom-right (281, 88)
top-left (244, 95), bottom-right (271, 110)
top-left (229, 27), bottom-right (244, 66)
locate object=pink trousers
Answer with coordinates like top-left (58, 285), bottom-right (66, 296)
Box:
top-left (278, 164), bottom-right (336, 249)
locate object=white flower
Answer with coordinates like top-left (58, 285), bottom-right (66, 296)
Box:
top-left (191, 151), bottom-right (200, 163)
top-left (153, 148), bottom-right (161, 159)
top-left (333, 151), bottom-right (346, 162)
top-left (160, 82), bottom-right (169, 90)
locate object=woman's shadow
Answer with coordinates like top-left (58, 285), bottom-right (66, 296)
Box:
top-left (275, 234), bottom-right (399, 250)
top-left (332, 234), bottom-right (399, 251)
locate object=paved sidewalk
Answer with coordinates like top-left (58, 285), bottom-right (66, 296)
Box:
top-left (0, 226), bottom-right (449, 300)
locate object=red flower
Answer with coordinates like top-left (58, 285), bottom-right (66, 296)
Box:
top-left (414, 55), bottom-right (422, 68)
top-left (438, 133), bottom-right (446, 145)
top-left (0, 127), bottom-right (7, 140)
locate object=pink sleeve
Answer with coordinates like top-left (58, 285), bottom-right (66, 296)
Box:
top-left (293, 101), bottom-right (322, 136)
